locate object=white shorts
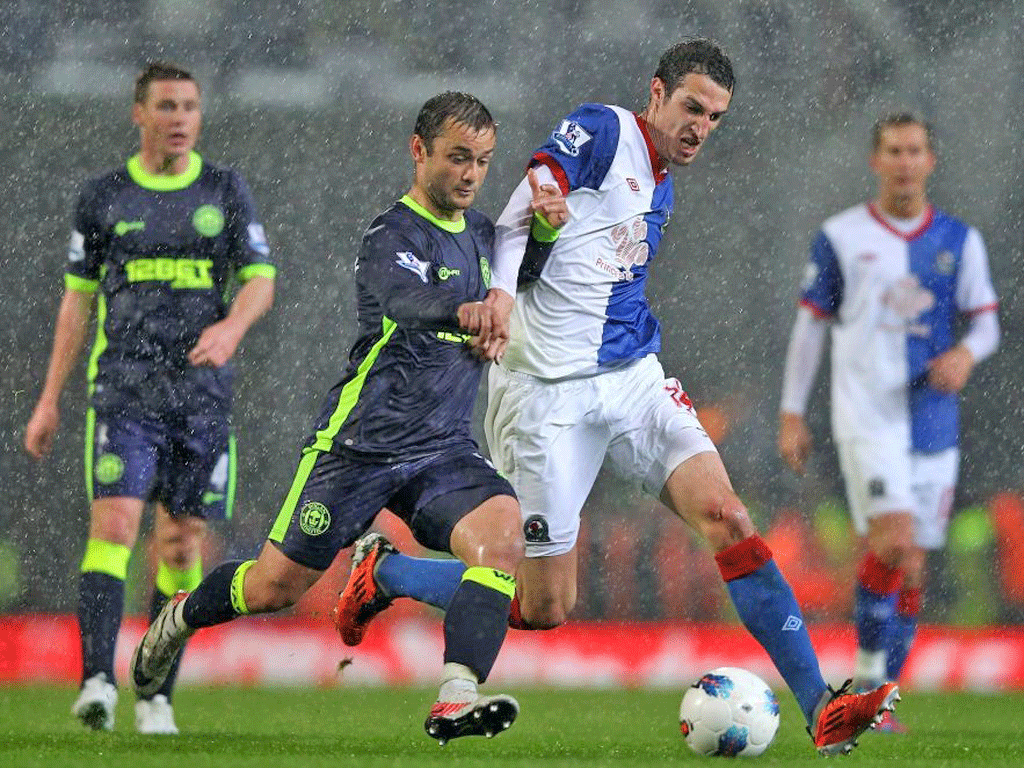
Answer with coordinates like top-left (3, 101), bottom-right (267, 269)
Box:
top-left (485, 354), bottom-right (717, 557)
top-left (836, 439), bottom-right (959, 550)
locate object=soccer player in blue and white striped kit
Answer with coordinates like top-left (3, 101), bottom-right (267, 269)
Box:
top-left (778, 112), bottom-right (999, 733)
top-left (337, 39), bottom-right (899, 755)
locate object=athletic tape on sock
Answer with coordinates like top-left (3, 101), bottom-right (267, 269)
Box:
top-left (156, 558), bottom-right (203, 596)
top-left (229, 560), bottom-right (257, 615)
top-left (461, 566), bottom-right (516, 599)
top-left (80, 538), bottom-right (131, 580)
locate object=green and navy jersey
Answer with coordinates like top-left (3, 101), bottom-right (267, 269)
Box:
top-left (64, 151), bottom-right (275, 416)
top-left (306, 196), bottom-right (493, 460)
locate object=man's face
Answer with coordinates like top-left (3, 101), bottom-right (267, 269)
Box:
top-left (870, 124), bottom-right (935, 201)
top-left (132, 79), bottom-right (201, 160)
top-left (646, 72), bottom-right (732, 167)
top-left (412, 119), bottom-right (495, 215)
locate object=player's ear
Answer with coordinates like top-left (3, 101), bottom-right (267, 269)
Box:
top-left (410, 133), bottom-right (427, 163)
top-left (131, 101), bottom-right (143, 127)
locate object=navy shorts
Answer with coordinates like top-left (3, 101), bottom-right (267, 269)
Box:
top-left (86, 408), bottom-right (235, 520)
top-left (267, 447), bottom-right (516, 571)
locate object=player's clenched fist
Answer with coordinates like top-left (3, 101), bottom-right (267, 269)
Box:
top-left (458, 300), bottom-right (508, 361)
top-left (527, 167), bottom-right (569, 230)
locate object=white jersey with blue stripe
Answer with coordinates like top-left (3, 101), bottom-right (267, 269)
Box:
top-left (800, 202), bottom-right (998, 452)
top-left (495, 103), bottom-right (673, 380)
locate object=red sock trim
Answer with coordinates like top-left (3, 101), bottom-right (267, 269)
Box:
top-left (858, 552), bottom-right (903, 595)
top-left (897, 587), bottom-right (921, 616)
top-left (715, 536), bottom-right (773, 582)
top-left (508, 594), bottom-right (532, 630)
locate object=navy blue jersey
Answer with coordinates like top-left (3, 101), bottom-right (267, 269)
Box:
top-left (306, 196), bottom-right (494, 460)
top-left (65, 151), bottom-right (274, 416)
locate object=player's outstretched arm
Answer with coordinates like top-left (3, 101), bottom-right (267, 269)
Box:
top-left (188, 275), bottom-right (274, 367)
top-left (25, 289), bottom-right (93, 459)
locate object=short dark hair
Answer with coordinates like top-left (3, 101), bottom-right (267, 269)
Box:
top-left (134, 61), bottom-right (197, 103)
top-left (871, 112), bottom-right (933, 150)
top-left (654, 38), bottom-right (735, 96)
top-left (413, 92), bottom-right (496, 153)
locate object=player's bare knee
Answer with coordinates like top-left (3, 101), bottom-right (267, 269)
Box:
top-left (697, 497), bottom-right (756, 551)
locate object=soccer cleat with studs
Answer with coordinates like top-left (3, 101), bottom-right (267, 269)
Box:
top-left (131, 591), bottom-right (194, 699)
top-left (424, 693), bottom-right (520, 746)
top-left (333, 532), bottom-right (397, 647)
top-left (811, 679), bottom-right (900, 755)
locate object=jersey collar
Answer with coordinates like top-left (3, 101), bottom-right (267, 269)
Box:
top-left (633, 114), bottom-right (669, 184)
top-left (127, 151), bottom-right (203, 191)
top-left (867, 202), bottom-right (935, 241)
top-left (400, 194), bottom-right (466, 233)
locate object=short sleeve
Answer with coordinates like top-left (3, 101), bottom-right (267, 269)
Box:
top-left (64, 181), bottom-right (104, 292)
top-left (955, 227), bottom-right (998, 315)
top-left (225, 170), bottom-right (275, 282)
top-left (799, 231), bottom-right (843, 318)
top-left (528, 103), bottom-right (621, 195)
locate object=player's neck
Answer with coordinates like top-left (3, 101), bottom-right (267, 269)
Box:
top-left (874, 193), bottom-right (928, 220)
top-left (406, 186), bottom-right (464, 223)
top-left (636, 111), bottom-right (670, 175)
top-left (137, 149), bottom-right (193, 176)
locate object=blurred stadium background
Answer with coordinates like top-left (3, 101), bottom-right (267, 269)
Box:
top-left (2, 0), bottom-right (1024, 688)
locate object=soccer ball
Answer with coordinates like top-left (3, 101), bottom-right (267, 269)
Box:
top-left (679, 667), bottom-right (780, 757)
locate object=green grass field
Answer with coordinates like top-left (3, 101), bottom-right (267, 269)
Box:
top-left (1, 685), bottom-right (1021, 767)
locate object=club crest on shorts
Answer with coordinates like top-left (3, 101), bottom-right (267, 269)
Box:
top-left (523, 514), bottom-right (550, 543)
top-left (299, 501), bottom-right (331, 536)
top-left (868, 478), bottom-right (886, 498)
top-left (94, 453), bottom-right (124, 485)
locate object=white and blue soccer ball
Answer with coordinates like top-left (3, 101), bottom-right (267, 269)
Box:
top-left (679, 667), bottom-right (780, 757)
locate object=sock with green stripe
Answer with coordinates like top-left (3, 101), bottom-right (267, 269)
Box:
top-left (181, 560), bottom-right (254, 628)
top-left (442, 567), bottom-right (514, 683)
top-left (147, 559), bottom-right (204, 701)
top-left (78, 538), bottom-right (131, 686)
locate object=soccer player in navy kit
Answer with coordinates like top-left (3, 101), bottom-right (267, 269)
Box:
top-left (778, 113), bottom-right (999, 731)
top-left (24, 62), bottom-right (276, 734)
top-left (131, 92), bottom-right (525, 744)
top-left (337, 40), bottom-right (900, 756)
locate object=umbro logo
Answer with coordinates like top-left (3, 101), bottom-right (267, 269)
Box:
top-left (782, 615), bottom-right (803, 632)
top-left (627, 178), bottom-right (640, 192)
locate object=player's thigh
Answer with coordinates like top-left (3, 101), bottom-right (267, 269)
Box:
top-left (87, 409), bottom-right (161, 510)
top-left (836, 439), bottom-right (915, 536)
top-left (910, 448), bottom-right (959, 549)
top-left (605, 357), bottom-right (718, 497)
top-left (660, 450), bottom-right (755, 548)
top-left (388, 448), bottom-right (521, 564)
top-left (266, 450), bottom-right (403, 572)
top-left (485, 364), bottom-right (608, 558)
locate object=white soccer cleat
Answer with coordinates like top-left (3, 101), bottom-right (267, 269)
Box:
top-left (72, 672), bottom-right (118, 731)
top-left (424, 690), bottom-right (520, 746)
top-left (131, 591), bottom-right (195, 698)
top-left (135, 694), bottom-right (179, 735)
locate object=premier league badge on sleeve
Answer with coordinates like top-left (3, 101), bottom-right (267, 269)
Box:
top-left (552, 120), bottom-right (592, 157)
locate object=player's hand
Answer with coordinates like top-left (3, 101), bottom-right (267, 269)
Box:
top-left (527, 167), bottom-right (569, 230)
top-left (458, 300), bottom-right (507, 362)
top-left (777, 412), bottom-right (812, 474)
top-left (189, 318), bottom-right (244, 367)
top-left (927, 344), bottom-right (974, 393)
top-left (25, 399), bottom-right (59, 459)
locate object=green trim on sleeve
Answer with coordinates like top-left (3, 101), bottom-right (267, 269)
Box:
top-left (64, 274), bottom-right (99, 293)
top-left (461, 566), bottom-right (516, 599)
top-left (237, 264), bottom-right (277, 282)
top-left (400, 194), bottom-right (466, 233)
top-left (126, 151), bottom-right (203, 191)
top-left (308, 317), bottom-right (398, 451)
top-left (530, 212), bottom-right (561, 243)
